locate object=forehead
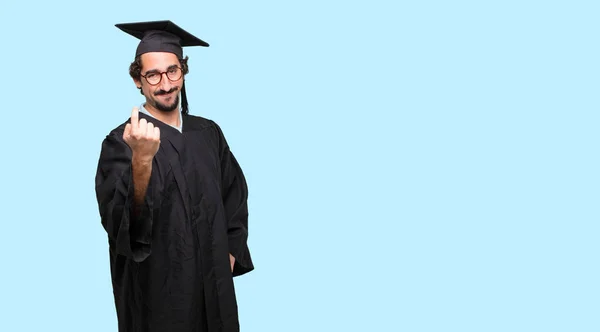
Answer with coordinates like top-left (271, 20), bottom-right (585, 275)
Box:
top-left (140, 52), bottom-right (179, 71)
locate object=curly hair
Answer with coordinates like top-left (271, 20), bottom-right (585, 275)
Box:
top-left (129, 55), bottom-right (190, 95)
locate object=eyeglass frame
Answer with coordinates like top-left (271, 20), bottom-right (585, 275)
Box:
top-left (140, 66), bottom-right (184, 86)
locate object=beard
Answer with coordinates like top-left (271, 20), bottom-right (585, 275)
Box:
top-left (150, 87), bottom-right (180, 113)
top-left (154, 94), bottom-right (180, 113)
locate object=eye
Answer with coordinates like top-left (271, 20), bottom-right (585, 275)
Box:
top-left (146, 72), bottom-right (159, 79)
top-left (168, 67), bottom-right (178, 74)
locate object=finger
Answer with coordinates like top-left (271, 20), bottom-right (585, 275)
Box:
top-left (147, 122), bottom-right (154, 137)
top-left (154, 126), bottom-right (160, 140)
top-left (130, 107), bottom-right (139, 131)
top-left (123, 123), bottom-right (131, 140)
top-left (138, 118), bottom-right (147, 136)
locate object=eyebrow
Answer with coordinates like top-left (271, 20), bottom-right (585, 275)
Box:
top-left (144, 64), bottom-right (179, 75)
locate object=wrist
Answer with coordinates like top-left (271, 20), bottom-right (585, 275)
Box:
top-left (132, 153), bottom-right (153, 165)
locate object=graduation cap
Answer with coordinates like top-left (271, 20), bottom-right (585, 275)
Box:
top-left (115, 20), bottom-right (209, 114)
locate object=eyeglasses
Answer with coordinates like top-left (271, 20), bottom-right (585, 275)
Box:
top-left (141, 66), bottom-right (183, 85)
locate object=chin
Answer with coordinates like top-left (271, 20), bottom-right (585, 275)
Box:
top-left (161, 105), bottom-right (179, 113)
top-left (154, 99), bottom-right (180, 113)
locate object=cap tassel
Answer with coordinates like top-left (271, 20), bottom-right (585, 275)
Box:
top-left (181, 80), bottom-right (189, 115)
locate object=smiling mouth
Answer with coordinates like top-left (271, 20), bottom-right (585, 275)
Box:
top-left (159, 91), bottom-right (175, 98)
top-left (156, 88), bottom-right (178, 97)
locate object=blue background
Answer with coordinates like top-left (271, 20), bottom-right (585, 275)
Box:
top-left (0, 1), bottom-right (598, 331)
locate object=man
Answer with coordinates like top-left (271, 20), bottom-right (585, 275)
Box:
top-left (95, 20), bottom-right (254, 332)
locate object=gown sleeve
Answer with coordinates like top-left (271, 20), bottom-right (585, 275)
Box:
top-left (214, 121), bottom-right (255, 277)
top-left (95, 131), bottom-right (155, 263)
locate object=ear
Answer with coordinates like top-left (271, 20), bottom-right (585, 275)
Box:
top-left (133, 77), bottom-right (142, 89)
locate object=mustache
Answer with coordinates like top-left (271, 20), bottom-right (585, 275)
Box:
top-left (154, 87), bottom-right (179, 96)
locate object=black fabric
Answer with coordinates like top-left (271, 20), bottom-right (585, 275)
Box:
top-left (135, 30), bottom-right (185, 58)
top-left (115, 20), bottom-right (209, 58)
top-left (181, 80), bottom-right (189, 115)
top-left (95, 112), bottom-right (253, 332)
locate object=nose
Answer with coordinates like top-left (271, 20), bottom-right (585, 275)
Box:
top-left (158, 72), bottom-right (173, 91)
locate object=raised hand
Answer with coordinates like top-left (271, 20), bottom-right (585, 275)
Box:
top-left (123, 107), bottom-right (161, 162)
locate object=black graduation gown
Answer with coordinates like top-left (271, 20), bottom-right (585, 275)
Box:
top-left (95, 112), bottom-right (254, 332)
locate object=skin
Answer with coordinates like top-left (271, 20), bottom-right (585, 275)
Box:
top-left (125, 52), bottom-right (236, 272)
top-left (123, 106), bottom-right (160, 218)
top-left (134, 52), bottom-right (183, 128)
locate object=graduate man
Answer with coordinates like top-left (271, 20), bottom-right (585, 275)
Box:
top-left (95, 20), bottom-right (254, 332)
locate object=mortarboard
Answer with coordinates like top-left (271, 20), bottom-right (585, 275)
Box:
top-left (115, 20), bottom-right (210, 114)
